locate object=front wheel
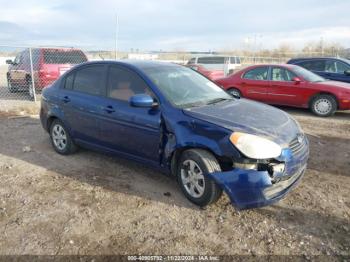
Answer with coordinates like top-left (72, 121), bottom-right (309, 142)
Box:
top-left (7, 76), bottom-right (17, 93)
top-left (227, 88), bottom-right (241, 98)
top-left (310, 94), bottom-right (337, 117)
top-left (177, 149), bottom-right (222, 207)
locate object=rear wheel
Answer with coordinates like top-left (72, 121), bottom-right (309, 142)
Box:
top-left (310, 94), bottom-right (337, 117)
top-left (27, 78), bottom-right (35, 99)
top-left (177, 149), bottom-right (222, 207)
top-left (50, 119), bottom-right (77, 155)
top-left (227, 88), bottom-right (241, 98)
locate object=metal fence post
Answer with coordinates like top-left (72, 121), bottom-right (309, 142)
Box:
top-left (29, 47), bottom-right (37, 102)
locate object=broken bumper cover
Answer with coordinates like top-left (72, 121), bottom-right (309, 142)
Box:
top-left (208, 143), bottom-right (309, 210)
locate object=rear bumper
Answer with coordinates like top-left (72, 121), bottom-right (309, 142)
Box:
top-left (208, 141), bottom-right (309, 210)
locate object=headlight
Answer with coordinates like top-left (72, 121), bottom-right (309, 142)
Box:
top-left (230, 132), bottom-right (282, 159)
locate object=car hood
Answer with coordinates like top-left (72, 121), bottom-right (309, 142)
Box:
top-left (183, 98), bottom-right (300, 146)
top-left (315, 80), bottom-right (350, 90)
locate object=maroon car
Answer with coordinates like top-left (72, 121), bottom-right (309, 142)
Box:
top-left (215, 64), bottom-right (350, 116)
top-left (187, 64), bottom-right (224, 80)
top-left (6, 48), bottom-right (88, 98)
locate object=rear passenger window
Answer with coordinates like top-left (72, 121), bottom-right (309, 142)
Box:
top-left (243, 67), bottom-right (269, 80)
top-left (64, 73), bottom-right (74, 89)
top-left (73, 65), bottom-right (105, 95)
top-left (298, 60), bottom-right (325, 71)
top-left (187, 58), bottom-right (196, 65)
top-left (107, 66), bottom-right (152, 102)
top-left (198, 57), bottom-right (225, 64)
top-left (230, 57), bottom-right (238, 64)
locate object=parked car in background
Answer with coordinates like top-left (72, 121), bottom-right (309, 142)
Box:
top-left (186, 64), bottom-right (224, 80)
top-left (287, 57), bottom-right (350, 83)
top-left (40, 60), bottom-right (308, 210)
top-left (6, 48), bottom-right (88, 98)
top-left (187, 55), bottom-right (241, 74)
top-left (215, 64), bottom-right (350, 116)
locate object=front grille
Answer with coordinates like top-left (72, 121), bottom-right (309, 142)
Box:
top-left (289, 134), bottom-right (306, 156)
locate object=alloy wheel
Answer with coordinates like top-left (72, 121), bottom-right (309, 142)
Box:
top-left (52, 124), bottom-right (67, 151)
top-left (180, 160), bottom-right (206, 198)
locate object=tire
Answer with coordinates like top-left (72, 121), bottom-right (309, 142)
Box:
top-left (7, 76), bottom-right (17, 93)
top-left (310, 94), bottom-right (337, 117)
top-left (227, 88), bottom-right (242, 98)
top-left (177, 149), bottom-right (223, 207)
top-left (49, 119), bottom-right (77, 155)
top-left (27, 77), bottom-right (35, 100)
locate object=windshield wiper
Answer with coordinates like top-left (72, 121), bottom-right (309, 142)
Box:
top-left (181, 101), bottom-right (207, 108)
top-left (205, 98), bottom-right (233, 105)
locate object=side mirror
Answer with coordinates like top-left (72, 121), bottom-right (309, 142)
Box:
top-left (6, 59), bottom-right (13, 65)
top-left (129, 94), bottom-right (157, 108)
top-left (344, 70), bottom-right (350, 76)
top-left (292, 77), bottom-right (301, 84)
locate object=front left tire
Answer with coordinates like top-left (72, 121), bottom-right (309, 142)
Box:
top-left (177, 149), bottom-right (223, 207)
top-left (7, 76), bottom-right (17, 93)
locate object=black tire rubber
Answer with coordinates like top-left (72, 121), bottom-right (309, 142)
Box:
top-left (310, 94), bottom-right (337, 117)
top-left (7, 76), bottom-right (17, 93)
top-left (26, 77), bottom-right (35, 100)
top-left (49, 119), bottom-right (78, 155)
top-left (227, 88), bottom-right (242, 98)
top-left (177, 149), bottom-right (223, 207)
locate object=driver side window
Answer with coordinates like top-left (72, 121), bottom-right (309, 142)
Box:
top-left (271, 67), bottom-right (296, 81)
top-left (14, 53), bottom-right (22, 64)
top-left (335, 61), bottom-right (350, 74)
top-left (107, 66), bottom-right (154, 102)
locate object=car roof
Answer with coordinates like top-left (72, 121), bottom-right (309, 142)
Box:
top-left (76, 60), bottom-right (182, 70)
top-left (289, 57), bottom-right (350, 64)
top-left (243, 64), bottom-right (298, 69)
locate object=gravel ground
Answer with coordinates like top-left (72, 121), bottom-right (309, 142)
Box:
top-left (0, 105), bottom-right (349, 258)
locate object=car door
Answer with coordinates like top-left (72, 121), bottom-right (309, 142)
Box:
top-left (324, 60), bottom-right (350, 83)
top-left (267, 66), bottom-right (301, 106)
top-left (239, 66), bottom-right (270, 102)
top-left (59, 64), bottom-right (107, 144)
top-left (98, 65), bottom-right (161, 163)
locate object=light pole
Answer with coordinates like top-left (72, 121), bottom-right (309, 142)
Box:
top-left (115, 13), bottom-right (119, 60)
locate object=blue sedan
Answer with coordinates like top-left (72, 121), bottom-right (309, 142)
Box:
top-left (40, 60), bottom-right (309, 210)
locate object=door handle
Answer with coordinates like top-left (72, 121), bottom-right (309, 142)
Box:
top-left (101, 105), bottom-right (115, 113)
top-left (61, 96), bottom-right (70, 103)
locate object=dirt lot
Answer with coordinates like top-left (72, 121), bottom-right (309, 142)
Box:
top-left (0, 103), bottom-right (349, 258)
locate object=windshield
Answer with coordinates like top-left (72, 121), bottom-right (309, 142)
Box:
top-left (143, 65), bottom-right (232, 108)
top-left (292, 66), bottom-right (326, 82)
top-left (43, 50), bottom-right (87, 64)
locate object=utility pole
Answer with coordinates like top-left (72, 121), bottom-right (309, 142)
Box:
top-left (115, 13), bottom-right (119, 60)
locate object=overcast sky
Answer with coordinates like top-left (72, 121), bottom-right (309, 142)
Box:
top-left (0, 0), bottom-right (349, 51)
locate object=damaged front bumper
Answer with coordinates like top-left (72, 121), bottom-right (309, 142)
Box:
top-left (208, 142), bottom-right (309, 210)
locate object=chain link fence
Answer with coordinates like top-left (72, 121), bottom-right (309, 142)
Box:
top-left (0, 46), bottom-right (89, 108)
top-left (0, 46), bottom-right (289, 108)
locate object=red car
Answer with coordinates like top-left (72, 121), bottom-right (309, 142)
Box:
top-left (6, 48), bottom-right (88, 98)
top-left (215, 64), bottom-right (350, 116)
top-left (187, 64), bottom-right (224, 80)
